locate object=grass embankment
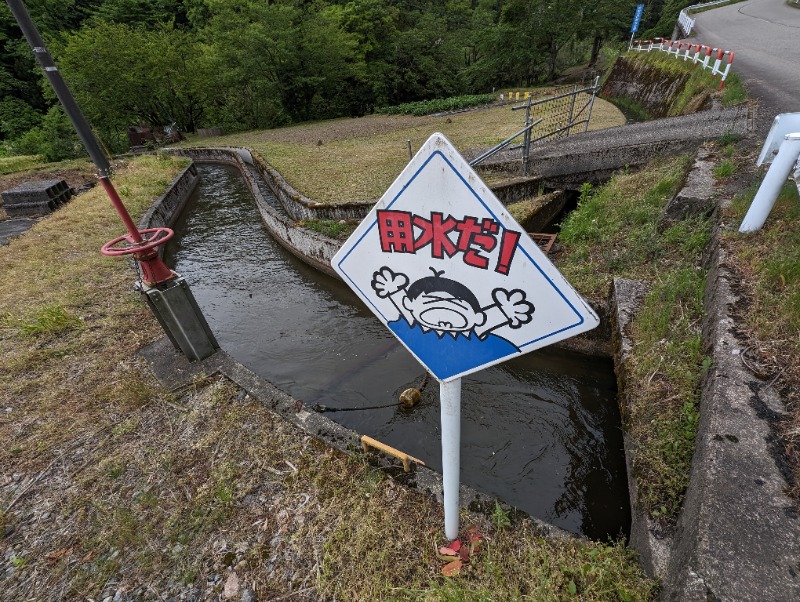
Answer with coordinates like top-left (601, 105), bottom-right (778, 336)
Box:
top-left (612, 51), bottom-right (747, 120)
top-left (0, 155), bottom-right (655, 599)
top-left (179, 92), bottom-right (626, 203)
top-left (557, 155), bottom-right (710, 520)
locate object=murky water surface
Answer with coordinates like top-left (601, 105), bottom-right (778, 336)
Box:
top-left (164, 164), bottom-right (629, 540)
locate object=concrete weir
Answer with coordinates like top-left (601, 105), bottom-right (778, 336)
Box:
top-left (144, 144), bottom-right (799, 596)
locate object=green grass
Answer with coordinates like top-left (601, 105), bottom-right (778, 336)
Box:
top-left (299, 218), bottom-right (357, 239)
top-left (0, 154), bottom-right (42, 174)
top-left (724, 171), bottom-right (800, 498)
top-left (179, 97), bottom-right (626, 203)
top-left (713, 160), bottom-right (736, 179)
top-left (0, 151), bottom-right (659, 599)
top-left (558, 156), bottom-right (712, 521)
top-left (624, 52), bottom-right (748, 116)
top-left (609, 97), bottom-right (653, 122)
top-left (728, 180), bottom-right (800, 334)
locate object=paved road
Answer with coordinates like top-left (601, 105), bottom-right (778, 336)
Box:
top-left (692, 0), bottom-right (800, 131)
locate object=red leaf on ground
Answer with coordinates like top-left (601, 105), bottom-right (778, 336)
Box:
top-left (465, 525), bottom-right (482, 542)
top-left (438, 546), bottom-right (457, 556)
top-left (449, 539), bottom-right (462, 552)
top-left (441, 559), bottom-right (462, 577)
top-left (458, 546), bottom-right (470, 561)
top-left (44, 547), bottom-right (72, 563)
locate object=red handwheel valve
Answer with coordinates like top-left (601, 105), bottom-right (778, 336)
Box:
top-left (98, 176), bottom-right (177, 286)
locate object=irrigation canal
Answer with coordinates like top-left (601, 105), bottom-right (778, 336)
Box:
top-left (163, 163), bottom-right (630, 540)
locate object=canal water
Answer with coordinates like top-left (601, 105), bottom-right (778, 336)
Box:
top-left (164, 163), bottom-right (630, 540)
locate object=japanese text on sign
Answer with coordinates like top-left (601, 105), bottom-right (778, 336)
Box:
top-left (376, 209), bottom-right (522, 275)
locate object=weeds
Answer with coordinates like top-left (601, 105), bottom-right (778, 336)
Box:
top-left (376, 94), bottom-right (497, 116)
top-left (713, 160), bottom-right (736, 179)
top-left (558, 155), bottom-right (711, 521)
top-left (0, 141), bottom-right (658, 600)
top-left (179, 98), bottom-right (625, 203)
top-left (8, 303), bottom-right (83, 336)
top-left (299, 218), bottom-right (357, 239)
top-left (718, 131), bottom-right (743, 146)
top-left (0, 154), bottom-right (42, 174)
top-left (490, 501), bottom-right (511, 530)
top-left (624, 52), bottom-right (748, 115)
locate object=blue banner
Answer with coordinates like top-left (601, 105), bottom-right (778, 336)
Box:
top-left (631, 4), bottom-right (644, 33)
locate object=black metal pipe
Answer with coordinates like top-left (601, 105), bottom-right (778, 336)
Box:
top-left (5, 0), bottom-right (111, 176)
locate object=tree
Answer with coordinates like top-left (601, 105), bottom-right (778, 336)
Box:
top-left (580, 0), bottom-right (636, 67)
top-left (55, 21), bottom-right (203, 149)
top-left (193, 0), bottom-right (298, 130)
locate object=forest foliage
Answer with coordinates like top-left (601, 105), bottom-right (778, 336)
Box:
top-left (0, 0), bottom-right (690, 158)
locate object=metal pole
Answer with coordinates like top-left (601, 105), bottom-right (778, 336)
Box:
top-left (522, 96), bottom-right (533, 176)
top-left (6, 0), bottom-right (111, 177)
top-left (469, 119), bottom-right (541, 167)
top-left (7, 0), bottom-right (219, 361)
top-left (566, 84), bottom-right (578, 138)
top-left (584, 76), bottom-right (600, 134)
top-left (440, 377), bottom-right (461, 541)
top-left (739, 133), bottom-right (800, 232)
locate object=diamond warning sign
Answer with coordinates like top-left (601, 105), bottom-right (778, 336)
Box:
top-left (332, 133), bottom-right (599, 382)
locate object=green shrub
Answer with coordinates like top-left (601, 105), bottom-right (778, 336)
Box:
top-left (10, 106), bottom-right (83, 162)
top-left (376, 94), bottom-right (496, 116)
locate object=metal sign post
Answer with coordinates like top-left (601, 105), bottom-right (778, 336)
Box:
top-left (332, 133), bottom-right (598, 540)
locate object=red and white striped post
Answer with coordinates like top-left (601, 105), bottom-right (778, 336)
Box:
top-left (718, 51), bottom-right (735, 88)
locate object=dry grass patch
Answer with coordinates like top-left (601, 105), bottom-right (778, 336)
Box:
top-left (181, 98), bottom-right (624, 203)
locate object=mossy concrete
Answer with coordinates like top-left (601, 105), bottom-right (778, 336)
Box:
top-left (610, 148), bottom-right (800, 599)
top-left (602, 56), bottom-right (692, 119)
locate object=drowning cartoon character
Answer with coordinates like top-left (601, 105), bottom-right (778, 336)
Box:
top-left (371, 266), bottom-right (535, 379)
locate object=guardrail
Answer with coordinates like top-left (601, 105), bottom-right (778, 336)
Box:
top-left (629, 38), bottom-right (734, 89)
top-left (740, 113), bottom-right (800, 232)
top-left (677, 0), bottom-right (732, 36)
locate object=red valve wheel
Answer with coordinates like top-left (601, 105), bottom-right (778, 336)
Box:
top-left (101, 227), bottom-right (175, 257)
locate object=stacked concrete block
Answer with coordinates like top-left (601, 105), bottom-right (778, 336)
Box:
top-left (0, 179), bottom-right (74, 217)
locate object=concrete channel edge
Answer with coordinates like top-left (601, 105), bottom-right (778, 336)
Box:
top-left (611, 148), bottom-right (800, 598)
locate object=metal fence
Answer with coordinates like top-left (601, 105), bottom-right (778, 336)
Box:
top-left (629, 38), bottom-right (735, 89)
top-left (678, 0), bottom-right (734, 37)
top-left (471, 77), bottom-right (600, 175)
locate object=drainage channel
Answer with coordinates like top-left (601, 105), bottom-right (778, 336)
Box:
top-left (163, 162), bottom-right (630, 541)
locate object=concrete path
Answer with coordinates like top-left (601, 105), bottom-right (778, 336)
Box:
top-left (479, 105), bottom-right (752, 186)
top-left (693, 0), bottom-right (800, 130)
top-left (0, 218), bottom-right (36, 246)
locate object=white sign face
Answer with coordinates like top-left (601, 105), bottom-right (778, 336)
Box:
top-left (332, 133), bottom-right (599, 382)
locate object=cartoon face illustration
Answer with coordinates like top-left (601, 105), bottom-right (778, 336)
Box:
top-left (371, 266), bottom-right (534, 341)
top-left (401, 270), bottom-right (487, 334)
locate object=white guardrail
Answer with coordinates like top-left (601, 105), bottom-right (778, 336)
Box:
top-left (628, 37), bottom-right (735, 89)
top-left (678, 0), bottom-right (733, 37)
top-left (740, 113), bottom-right (800, 232)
